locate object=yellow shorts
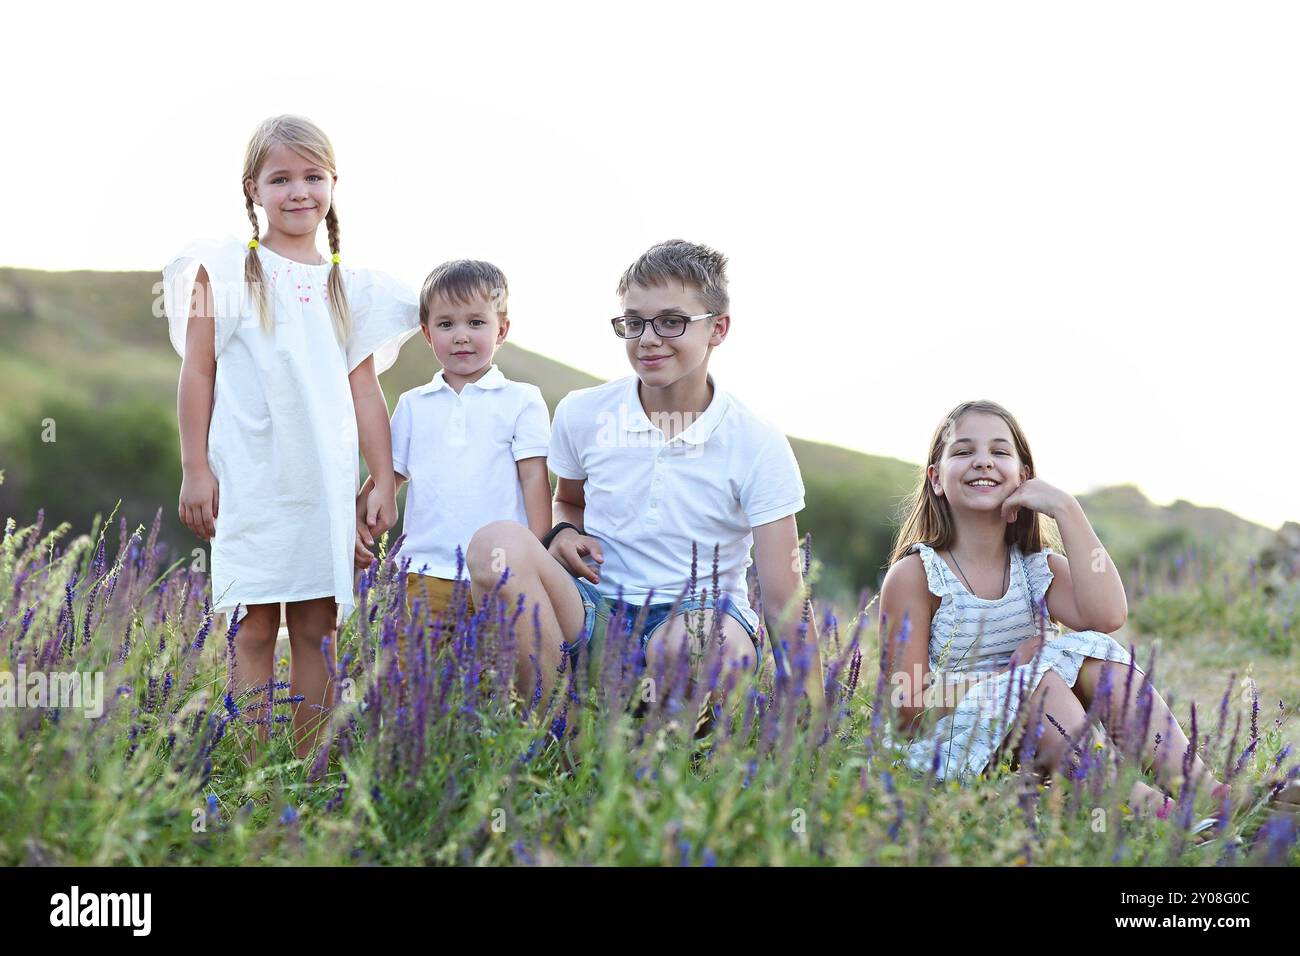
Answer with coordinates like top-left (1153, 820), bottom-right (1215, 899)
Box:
top-left (405, 573), bottom-right (475, 629)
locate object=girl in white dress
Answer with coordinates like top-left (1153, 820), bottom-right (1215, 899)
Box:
top-left (166, 115), bottom-right (419, 758)
top-left (878, 400), bottom-right (1235, 818)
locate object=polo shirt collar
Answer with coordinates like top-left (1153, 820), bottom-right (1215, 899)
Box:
top-left (624, 373), bottom-right (729, 445)
top-left (416, 363), bottom-right (507, 395)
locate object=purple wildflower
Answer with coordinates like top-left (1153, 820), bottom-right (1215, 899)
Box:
top-left (191, 597), bottom-right (213, 651)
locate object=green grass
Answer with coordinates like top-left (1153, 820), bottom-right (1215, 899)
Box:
top-left (1, 504), bottom-right (1295, 867)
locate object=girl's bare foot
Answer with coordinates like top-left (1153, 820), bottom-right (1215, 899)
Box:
top-left (1127, 779), bottom-right (1172, 819)
top-left (1273, 780), bottom-right (1300, 808)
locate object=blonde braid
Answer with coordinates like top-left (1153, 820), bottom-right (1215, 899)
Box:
top-left (244, 194), bottom-right (273, 334)
top-left (324, 205), bottom-right (352, 345)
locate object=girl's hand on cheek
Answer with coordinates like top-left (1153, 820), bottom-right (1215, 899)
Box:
top-left (1002, 475), bottom-right (1023, 524)
top-left (1000, 477), bottom-right (1070, 523)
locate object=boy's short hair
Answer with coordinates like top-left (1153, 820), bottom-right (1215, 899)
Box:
top-left (419, 260), bottom-right (509, 326)
top-left (616, 239), bottom-right (729, 314)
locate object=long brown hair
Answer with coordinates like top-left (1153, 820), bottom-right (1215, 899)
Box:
top-left (889, 400), bottom-right (1063, 565)
top-left (241, 115), bottom-right (351, 343)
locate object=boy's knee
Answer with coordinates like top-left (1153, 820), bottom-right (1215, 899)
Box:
top-left (466, 520), bottom-right (533, 584)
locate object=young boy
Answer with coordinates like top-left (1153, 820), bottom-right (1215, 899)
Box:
top-left (355, 260), bottom-right (553, 627)
top-left (465, 240), bottom-right (824, 713)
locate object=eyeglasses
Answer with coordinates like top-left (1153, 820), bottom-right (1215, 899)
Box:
top-left (610, 312), bottom-right (717, 339)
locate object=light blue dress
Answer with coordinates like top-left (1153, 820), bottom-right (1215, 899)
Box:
top-left (902, 542), bottom-right (1133, 781)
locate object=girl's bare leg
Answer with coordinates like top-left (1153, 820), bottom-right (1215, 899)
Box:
top-left (1127, 779), bottom-right (1174, 817)
top-left (285, 596), bottom-right (337, 759)
top-left (230, 602), bottom-right (280, 759)
top-left (1072, 658), bottom-right (1224, 801)
top-left (1013, 670), bottom-right (1095, 777)
top-left (1004, 670), bottom-right (1176, 815)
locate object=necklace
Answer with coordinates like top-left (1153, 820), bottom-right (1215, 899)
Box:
top-left (948, 547), bottom-right (1009, 600)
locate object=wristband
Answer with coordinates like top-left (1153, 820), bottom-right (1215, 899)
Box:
top-left (542, 522), bottom-right (580, 550)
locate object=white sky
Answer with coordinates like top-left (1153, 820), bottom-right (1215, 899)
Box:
top-left (3, 1), bottom-right (1297, 529)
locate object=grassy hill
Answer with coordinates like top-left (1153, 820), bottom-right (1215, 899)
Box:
top-left (1076, 483), bottom-right (1277, 574)
top-left (0, 266), bottom-right (1281, 601)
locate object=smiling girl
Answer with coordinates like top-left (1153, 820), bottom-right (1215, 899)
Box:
top-left (163, 115), bottom-right (420, 758)
top-left (879, 400), bottom-right (1241, 820)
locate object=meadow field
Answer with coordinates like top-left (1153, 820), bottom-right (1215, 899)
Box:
top-left (1, 496), bottom-right (1295, 867)
top-left (3, 268), bottom-right (1295, 867)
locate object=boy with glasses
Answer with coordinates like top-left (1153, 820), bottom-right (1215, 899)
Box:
top-left (465, 240), bottom-right (823, 720)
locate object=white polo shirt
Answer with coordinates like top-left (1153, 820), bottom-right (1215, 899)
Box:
top-left (391, 364), bottom-right (550, 579)
top-left (547, 373), bottom-right (805, 630)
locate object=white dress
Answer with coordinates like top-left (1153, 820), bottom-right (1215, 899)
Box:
top-left (162, 237), bottom-right (420, 626)
top-left (901, 542), bottom-right (1133, 782)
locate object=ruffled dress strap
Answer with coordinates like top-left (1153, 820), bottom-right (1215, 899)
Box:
top-left (1021, 546), bottom-right (1054, 609)
top-left (909, 542), bottom-right (951, 599)
top-left (344, 267), bottom-right (421, 374)
top-left (161, 237), bottom-right (250, 360)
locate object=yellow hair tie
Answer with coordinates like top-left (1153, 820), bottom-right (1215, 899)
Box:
top-left (248, 239), bottom-right (259, 250)
top-left (331, 253), bottom-right (341, 265)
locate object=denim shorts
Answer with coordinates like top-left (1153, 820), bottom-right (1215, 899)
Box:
top-left (568, 575), bottom-right (762, 674)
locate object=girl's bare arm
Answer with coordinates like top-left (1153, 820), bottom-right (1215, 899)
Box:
top-left (879, 555), bottom-right (950, 728)
top-left (354, 470), bottom-right (408, 549)
top-left (1046, 498), bottom-right (1128, 633)
top-left (177, 266), bottom-right (220, 540)
top-left (349, 355), bottom-right (398, 539)
top-left (1000, 478), bottom-right (1127, 632)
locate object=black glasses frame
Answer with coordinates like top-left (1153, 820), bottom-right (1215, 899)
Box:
top-left (610, 312), bottom-right (718, 339)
